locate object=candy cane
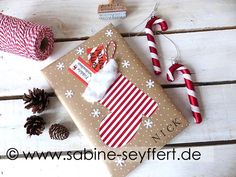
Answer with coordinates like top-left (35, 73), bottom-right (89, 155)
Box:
top-left (145, 16), bottom-right (168, 75)
top-left (167, 63), bottom-right (202, 124)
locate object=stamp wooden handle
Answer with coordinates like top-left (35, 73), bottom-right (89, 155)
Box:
top-left (108, 0), bottom-right (115, 4)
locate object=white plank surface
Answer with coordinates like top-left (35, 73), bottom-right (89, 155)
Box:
top-left (0, 29), bottom-right (236, 96)
top-left (0, 96), bottom-right (90, 155)
top-left (0, 84), bottom-right (235, 155)
top-left (1, 0), bottom-right (236, 176)
top-left (0, 41), bottom-right (82, 96)
top-left (0, 0), bottom-right (235, 38)
top-left (0, 144), bottom-right (235, 177)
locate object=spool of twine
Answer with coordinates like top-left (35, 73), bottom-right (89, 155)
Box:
top-left (0, 13), bottom-right (54, 61)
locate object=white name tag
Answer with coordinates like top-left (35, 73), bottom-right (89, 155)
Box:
top-left (68, 57), bottom-right (96, 85)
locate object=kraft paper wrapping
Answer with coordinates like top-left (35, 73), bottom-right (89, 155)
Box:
top-left (42, 24), bottom-right (188, 177)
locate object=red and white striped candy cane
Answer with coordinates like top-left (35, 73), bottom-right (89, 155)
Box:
top-left (145, 16), bottom-right (168, 75)
top-left (167, 63), bottom-right (202, 124)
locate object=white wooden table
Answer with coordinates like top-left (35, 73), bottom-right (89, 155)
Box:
top-left (0, 0), bottom-right (236, 176)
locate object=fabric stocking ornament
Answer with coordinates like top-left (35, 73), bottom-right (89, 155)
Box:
top-left (167, 63), bottom-right (202, 124)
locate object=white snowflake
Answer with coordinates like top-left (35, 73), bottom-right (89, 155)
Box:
top-left (146, 79), bottom-right (154, 88)
top-left (144, 119), bottom-right (153, 129)
top-left (105, 29), bottom-right (113, 37)
top-left (76, 47), bottom-right (84, 55)
top-left (115, 157), bottom-right (125, 167)
top-left (56, 62), bottom-right (65, 70)
top-left (121, 60), bottom-right (130, 68)
top-left (65, 90), bottom-right (74, 98)
top-left (91, 109), bottom-right (101, 118)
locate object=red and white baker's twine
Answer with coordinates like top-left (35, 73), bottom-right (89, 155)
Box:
top-left (105, 40), bottom-right (116, 59)
top-left (0, 13), bottom-right (54, 60)
top-left (145, 16), bottom-right (168, 75)
top-left (167, 63), bottom-right (202, 124)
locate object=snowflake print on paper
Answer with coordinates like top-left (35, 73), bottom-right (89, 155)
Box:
top-left (143, 119), bottom-right (153, 129)
top-left (56, 62), bottom-right (65, 70)
top-left (115, 157), bottom-right (125, 167)
top-left (91, 109), bottom-right (101, 118)
top-left (65, 90), bottom-right (74, 98)
top-left (105, 29), bottom-right (113, 37)
top-left (76, 47), bottom-right (84, 55)
top-left (121, 60), bottom-right (130, 68)
top-left (146, 79), bottom-right (154, 88)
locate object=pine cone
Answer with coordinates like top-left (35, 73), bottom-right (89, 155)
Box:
top-left (23, 88), bottom-right (49, 114)
top-left (24, 115), bottom-right (45, 136)
top-left (49, 124), bottom-right (69, 140)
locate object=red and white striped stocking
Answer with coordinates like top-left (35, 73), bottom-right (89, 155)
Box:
top-left (99, 73), bottom-right (158, 148)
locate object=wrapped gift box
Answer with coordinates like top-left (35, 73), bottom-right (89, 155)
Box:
top-left (42, 24), bottom-right (188, 177)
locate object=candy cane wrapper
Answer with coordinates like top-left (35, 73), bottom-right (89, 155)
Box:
top-left (42, 24), bottom-right (188, 177)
